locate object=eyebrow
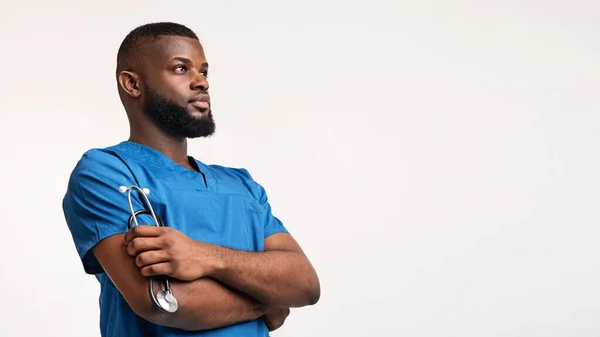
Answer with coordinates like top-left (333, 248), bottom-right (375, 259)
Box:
top-left (172, 57), bottom-right (208, 68)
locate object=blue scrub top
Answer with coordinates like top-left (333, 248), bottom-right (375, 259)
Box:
top-left (62, 141), bottom-right (288, 337)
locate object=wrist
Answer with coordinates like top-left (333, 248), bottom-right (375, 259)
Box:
top-left (205, 244), bottom-right (228, 277)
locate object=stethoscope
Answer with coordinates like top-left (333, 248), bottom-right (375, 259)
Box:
top-left (118, 185), bottom-right (179, 314)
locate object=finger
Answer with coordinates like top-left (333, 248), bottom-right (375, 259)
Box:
top-left (135, 250), bottom-right (170, 268)
top-left (127, 237), bottom-right (165, 256)
top-left (140, 262), bottom-right (174, 277)
top-left (124, 225), bottom-right (163, 246)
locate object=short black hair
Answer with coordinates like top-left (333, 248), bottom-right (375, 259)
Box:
top-left (116, 22), bottom-right (199, 73)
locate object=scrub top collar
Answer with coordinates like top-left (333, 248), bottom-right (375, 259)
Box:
top-left (116, 141), bottom-right (218, 192)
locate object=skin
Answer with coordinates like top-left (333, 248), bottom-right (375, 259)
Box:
top-left (92, 35), bottom-right (320, 331)
top-left (116, 35), bottom-right (211, 167)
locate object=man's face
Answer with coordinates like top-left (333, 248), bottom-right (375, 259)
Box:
top-left (140, 35), bottom-right (215, 138)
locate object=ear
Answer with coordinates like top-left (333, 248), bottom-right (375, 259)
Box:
top-left (118, 71), bottom-right (142, 98)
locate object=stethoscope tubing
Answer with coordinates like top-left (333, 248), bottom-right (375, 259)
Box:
top-left (120, 185), bottom-right (178, 314)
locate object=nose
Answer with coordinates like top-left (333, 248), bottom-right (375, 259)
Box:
top-left (190, 70), bottom-right (209, 91)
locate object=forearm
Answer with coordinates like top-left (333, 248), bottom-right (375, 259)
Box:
top-left (99, 236), bottom-right (270, 331)
top-left (210, 248), bottom-right (320, 308)
top-left (120, 228), bottom-right (319, 321)
top-left (145, 276), bottom-right (270, 331)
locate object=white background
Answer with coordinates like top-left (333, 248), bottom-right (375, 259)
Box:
top-left (1, 1), bottom-right (599, 336)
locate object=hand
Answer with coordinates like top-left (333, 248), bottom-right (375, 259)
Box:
top-left (263, 307), bottom-right (290, 332)
top-left (123, 225), bottom-right (220, 281)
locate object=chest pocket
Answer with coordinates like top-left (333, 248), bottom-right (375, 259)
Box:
top-left (244, 200), bottom-right (267, 252)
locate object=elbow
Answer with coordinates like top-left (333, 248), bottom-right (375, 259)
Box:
top-left (129, 297), bottom-right (162, 325)
top-left (135, 304), bottom-right (187, 330)
top-left (278, 273), bottom-right (320, 308)
top-left (125, 289), bottom-right (173, 328)
top-left (299, 273), bottom-right (321, 307)
top-left (304, 289), bottom-right (320, 307)
top-left (306, 277), bottom-right (321, 306)
top-left (132, 290), bottom-right (211, 331)
top-left (133, 299), bottom-right (187, 330)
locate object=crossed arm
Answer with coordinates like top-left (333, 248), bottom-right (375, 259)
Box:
top-left (92, 227), bottom-right (320, 331)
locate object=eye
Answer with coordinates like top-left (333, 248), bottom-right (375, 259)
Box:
top-left (200, 70), bottom-right (209, 78)
top-left (174, 65), bottom-right (188, 73)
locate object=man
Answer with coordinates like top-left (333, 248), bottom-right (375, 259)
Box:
top-left (62, 22), bottom-right (320, 337)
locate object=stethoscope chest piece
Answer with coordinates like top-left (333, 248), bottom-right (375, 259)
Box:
top-left (156, 289), bottom-right (179, 313)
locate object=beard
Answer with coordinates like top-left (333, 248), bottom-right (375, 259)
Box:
top-left (142, 84), bottom-right (216, 139)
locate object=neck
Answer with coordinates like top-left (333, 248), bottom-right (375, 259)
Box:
top-left (129, 123), bottom-right (193, 170)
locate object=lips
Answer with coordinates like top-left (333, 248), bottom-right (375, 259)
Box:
top-left (190, 94), bottom-right (210, 110)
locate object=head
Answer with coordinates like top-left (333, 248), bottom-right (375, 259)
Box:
top-left (116, 22), bottom-right (214, 139)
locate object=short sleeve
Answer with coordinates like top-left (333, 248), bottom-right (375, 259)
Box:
top-left (62, 149), bottom-right (143, 274)
top-left (237, 168), bottom-right (289, 239)
top-left (257, 184), bottom-right (289, 239)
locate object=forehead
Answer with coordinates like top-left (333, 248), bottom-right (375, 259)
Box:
top-left (144, 35), bottom-right (207, 66)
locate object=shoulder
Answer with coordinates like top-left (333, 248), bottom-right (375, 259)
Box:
top-left (62, 145), bottom-right (138, 274)
top-left (65, 145), bottom-right (137, 197)
top-left (74, 145), bottom-right (129, 172)
top-left (69, 143), bottom-right (135, 178)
